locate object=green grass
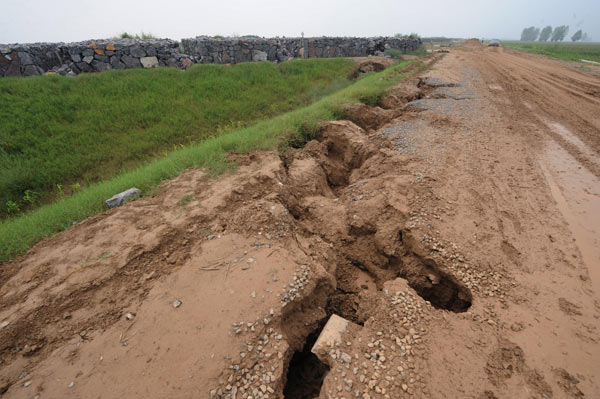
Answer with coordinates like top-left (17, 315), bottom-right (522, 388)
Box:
top-left (0, 58), bottom-right (358, 217)
top-left (115, 32), bottom-right (157, 40)
top-left (0, 60), bottom-right (418, 262)
top-left (385, 48), bottom-right (428, 59)
top-left (178, 194), bottom-right (195, 205)
top-left (502, 41), bottom-right (600, 63)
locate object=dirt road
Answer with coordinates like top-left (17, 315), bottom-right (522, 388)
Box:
top-left (0, 45), bottom-right (599, 399)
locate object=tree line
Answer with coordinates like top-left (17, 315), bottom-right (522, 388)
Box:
top-left (520, 25), bottom-right (590, 42)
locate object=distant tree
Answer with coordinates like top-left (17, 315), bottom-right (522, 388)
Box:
top-left (520, 26), bottom-right (540, 41)
top-left (571, 29), bottom-right (583, 42)
top-left (551, 25), bottom-right (569, 42)
top-left (539, 26), bottom-right (552, 42)
top-left (520, 28), bottom-right (527, 41)
top-left (581, 32), bottom-right (591, 42)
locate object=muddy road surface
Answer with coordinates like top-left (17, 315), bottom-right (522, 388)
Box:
top-left (1, 46), bottom-right (599, 399)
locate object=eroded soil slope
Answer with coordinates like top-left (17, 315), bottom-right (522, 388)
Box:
top-left (1, 48), bottom-right (599, 399)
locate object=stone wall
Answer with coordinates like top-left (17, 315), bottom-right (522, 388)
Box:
top-left (0, 36), bottom-right (421, 77)
top-left (181, 36), bottom-right (422, 64)
top-left (0, 39), bottom-right (192, 77)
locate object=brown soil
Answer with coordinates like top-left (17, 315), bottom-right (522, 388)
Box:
top-left (463, 38), bottom-right (484, 48)
top-left (1, 48), bottom-right (600, 399)
top-left (353, 57), bottom-right (397, 73)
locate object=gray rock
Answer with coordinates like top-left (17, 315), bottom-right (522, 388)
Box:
top-left (17, 52), bottom-right (33, 65)
top-left (82, 48), bottom-right (94, 57)
top-left (140, 56), bottom-right (158, 68)
top-left (94, 54), bottom-right (108, 62)
top-left (91, 60), bottom-right (110, 71)
top-left (71, 54), bottom-right (82, 63)
top-left (105, 188), bottom-right (141, 208)
top-left (76, 62), bottom-right (93, 72)
top-left (146, 47), bottom-right (157, 56)
top-left (110, 56), bottom-right (125, 69)
top-left (130, 46), bottom-right (146, 58)
top-left (121, 55), bottom-right (141, 68)
top-left (252, 50), bottom-right (267, 61)
top-left (83, 55), bottom-right (94, 64)
top-left (23, 65), bottom-right (40, 76)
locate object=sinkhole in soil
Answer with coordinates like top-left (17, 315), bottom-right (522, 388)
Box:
top-left (390, 256), bottom-right (473, 313)
top-left (283, 327), bottom-right (330, 399)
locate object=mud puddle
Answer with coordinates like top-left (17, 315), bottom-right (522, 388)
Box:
top-left (540, 139), bottom-right (600, 293)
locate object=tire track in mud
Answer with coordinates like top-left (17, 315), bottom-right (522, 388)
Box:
top-left (480, 51), bottom-right (600, 176)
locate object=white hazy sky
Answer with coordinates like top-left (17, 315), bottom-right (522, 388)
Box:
top-left (1, 0), bottom-right (599, 44)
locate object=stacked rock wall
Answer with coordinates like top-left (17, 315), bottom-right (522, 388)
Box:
top-left (0, 36), bottom-right (421, 77)
top-left (0, 39), bottom-right (191, 77)
top-left (181, 36), bottom-right (422, 64)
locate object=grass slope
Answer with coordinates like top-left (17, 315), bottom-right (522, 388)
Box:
top-left (502, 41), bottom-right (600, 63)
top-left (0, 59), bottom-right (357, 217)
top-left (0, 60), bottom-right (418, 262)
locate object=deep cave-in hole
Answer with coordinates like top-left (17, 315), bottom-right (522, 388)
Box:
top-left (391, 256), bottom-right (473, 313)
top-left (326, 292), bottom-right (365, 326)
top-left (283, 327), bottom-right (330, 399)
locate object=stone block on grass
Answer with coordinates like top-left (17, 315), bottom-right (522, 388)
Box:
top-left (106, 188), bottom-right (141, 208)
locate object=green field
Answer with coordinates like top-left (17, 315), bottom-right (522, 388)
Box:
top-left (0, 60), bottom-right (419, 262)
top-left (502, 41), bottom-right (600, 63)
top-left (0, 58), bottom-right (358, 218)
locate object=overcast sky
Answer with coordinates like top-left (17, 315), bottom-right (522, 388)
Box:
top-left (1, 0), bottom-right (599, 44)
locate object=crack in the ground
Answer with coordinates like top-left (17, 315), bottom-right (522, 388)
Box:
top-left (279, 118), bottom-right (472, 315)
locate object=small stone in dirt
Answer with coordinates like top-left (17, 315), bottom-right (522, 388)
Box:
top-left (341, 352), bottom-right (352, 363)
top-left (250, 291), bottom-right (256, 298)
top-left (1, 320), bottom-right (9, 329)
top-left (23, 381), bottom-right (32, 387)
top-left (125, 313), bottom-right (135, 320)
top-left (68, 381), bottom-right (75, 388)
top-left (173, 300), bottom-right (182, 308)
